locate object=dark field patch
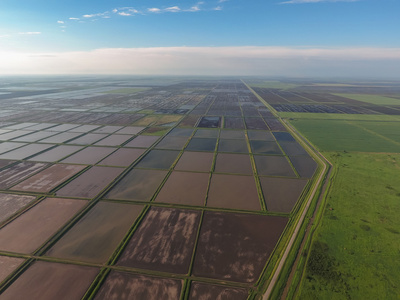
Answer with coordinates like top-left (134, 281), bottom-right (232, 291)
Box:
top-left (279, 141), bottom-right (308, 156)
top-left (11, 164), bottom-right (86, 193)
top-left (94, 271), bottom-right (182, 300)
top-left (224, 117), bottom-right (245, 129)
top-left (98, 148), bottom-right (145, 167)
top-left (0, 261), bottom-right (98, 300)
top-left (249, 140), bottom-right (283, 155)
top-left (273, 132), bottom-right (296, 142)
top-left (179, 115), bottom-right (199, 127)
top-left (219, 130), bottom-right (246, 140)
top-left (245, 117), bottom-right (269, 130)
top-left (0, 198), bottom-right (86, 253)
top-left (135, 150), bottom-right (179, 169)
top-left (155, 172), bottom-right (209, 206)
top-left (154, 136), bottom-right (189, 150)
top-left (56, 166), bottom-right (123, 198)
top-left (117, 207), bottom-right (201, 274)
top-left (174, 151), bottom-right (214, 172)
top-left (168, 128), bottom-right (194, 137)
top-left (214, 153), bottom-right (253, 175)
top-left (46, 202), bottom-right (143, 263)
top-left (0, 161), bottom-right (49, 189)
top-left (290, 155), bottom-right (318, 178)
top-left (247, 130), bottom-right (275, 141)
top-left (218, 139), bottom-right (249, 153)
top-left (124, 135), bottom-right (159, 148)
top-left (0, 256), bottom-right (25, 283)
top-left (254, 155), bottom-right (296, 177)
top-left (194, 129), bottom-right (219, 138)
top-left (192, 211), bottom-right (288, 283)
top-left (0, 159), bottom-right (14, 169)
top-left (207, 174), bottom-right (260, 210)
top-left (189, 282), bottom-right (249, 300)
top-left (198, 116), bottom-right (221, 128)
top-left (260, 177), bottom-right (308, 213)
top-left (186, 138), bottom-right (217, 152)
top-left (0, 194), bottom-right (36, 223)
top-left (105, 169), bottom-right (167, 201)
top-left (61, 146), bottom-right (117, 165)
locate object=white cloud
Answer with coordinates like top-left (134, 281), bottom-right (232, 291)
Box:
top-left (57, 20), bottom-right (64, 24)
top-left (165, 6), bottom-right (181, 12)
top-left (118, 12), bottom-right (131, 16)
top-left (1, 46), bottom-right (400, 78)
top-left (148, 7), bottom-right (161, 13)
top-left (18, 32), bottom-right (41, 35)
top-left (214, 6), bottom-right (223, 10)
top-left (280, 0), bottom-right (358, 4)
top-left (69, 17), bottom-right (80, 20)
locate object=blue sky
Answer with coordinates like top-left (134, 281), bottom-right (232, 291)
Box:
top-left (1, 0), bottom-right (399, 76)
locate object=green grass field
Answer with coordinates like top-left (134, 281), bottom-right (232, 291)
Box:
top-left (298, 152), bottom-right (400, 300)
top-left (334, 93), bottom-right (400, 106)
top-left (284, 112), bottom-right (400, 299)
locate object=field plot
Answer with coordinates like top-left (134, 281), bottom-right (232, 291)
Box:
top-left (192, 211), bottom-right (288, 283)
top-left (94, 271), bottom-right (183, 300)
top-left (117, 207), bottom-right (201, 273)
top-left (0, 261), bottom-right (98, 300)
top-left (188, 282), bottom-right (249, 300)
top-left (0, 78), bottom-right (321, 299)
top-left (46, 201), bottom-right (143, 263)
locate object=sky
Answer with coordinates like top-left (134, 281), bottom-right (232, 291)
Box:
top-left (0, 0), bottom-right (399, 77)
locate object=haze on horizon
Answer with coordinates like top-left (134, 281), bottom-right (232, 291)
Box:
top-left (1, 0), bottom-right (399, 78)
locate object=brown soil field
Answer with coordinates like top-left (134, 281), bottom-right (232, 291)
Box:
top-left (155, 172), bottom-right (209, 206)
top-left (254, 155), bottom-right (296, 177)
top-left (0, 144), bottom-right (54, 160)
top-left (94, 271), bottom-right (183, 300)
top-left (0, 159), bottom-right (15, 169)
top-left (61, 146), bottom-right (117, 165)
top-left (0, 194), bottom-right (36, 223)
top-left (192, 211), bottom-right (288, 283)
top-left (46, 202), bottom-right (143, 263)
top-left (247, 130), bottom-right (274, 141)
top-left (105, 169), bottom-right (168, 201)
top-left (174, 151), bottom-right (214, 172)
top-left (219, 130), bottom-right (246, 140)
top-left (117, 207), bottom-right (201, 274)
top-left (154, 136), bottom-right (189, 150)
top-left (0, 198), bottom-right (86, 253)
top-left (178, 115), bottom-right (199, 127)
top-left (0, 142), bottom-right (28, 154)
top-left (0, 261), bottom-right (98, 300)
top-left (135, 150), bottom-right (179, 169)
top-left (188, 282), bottom-right (249, 300)
top-left (249, 140), bottom-right (283, 155)
top-left (186, 138), bottom-right (217, 152)
top-left (115, 126), bottom-right (144, 135)
top-left (94, 134), bottom-right (132, 146)
top-left (218, 139), bottom-right (249, 153)
top-left (124, 135), bottom-right (159, 148)
top-left (39, 132), bottom-right (82, 143)
top-left (289, 155), bottom-right (318, 178)
top-left (260, 177), bottom-right (308, 213)
top-left (67, 133), bottom-right (108, 145)
top-left (0, 256), bottom-right (25, 283)
top-left (207, 174), bottom-right (260, 210)
top-left (56, 166), bottom-right (123, 198)
top-left (28, 145), bottom-right (84, 162)
top-left (214, 153), bottom-right (253, 175)
top-left (0, 161), bottom-right (49, 189)
top-left (98, 148), bottom-right (145, 167)
top-left (11, 164), bottom-right (86, 193)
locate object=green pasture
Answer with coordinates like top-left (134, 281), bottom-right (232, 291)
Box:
top-left (287, 118), bottom-right (400, 152)
top-left (298, 152), bottom-right (400, 300)
top-left (334, 93), bottom-right (400, 106)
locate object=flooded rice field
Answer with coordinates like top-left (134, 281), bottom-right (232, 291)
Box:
top-left (0, 78), bottom-right (319, 298)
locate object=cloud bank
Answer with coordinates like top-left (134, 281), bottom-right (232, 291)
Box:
top-left (1, 46), bottom-right (399, 78)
